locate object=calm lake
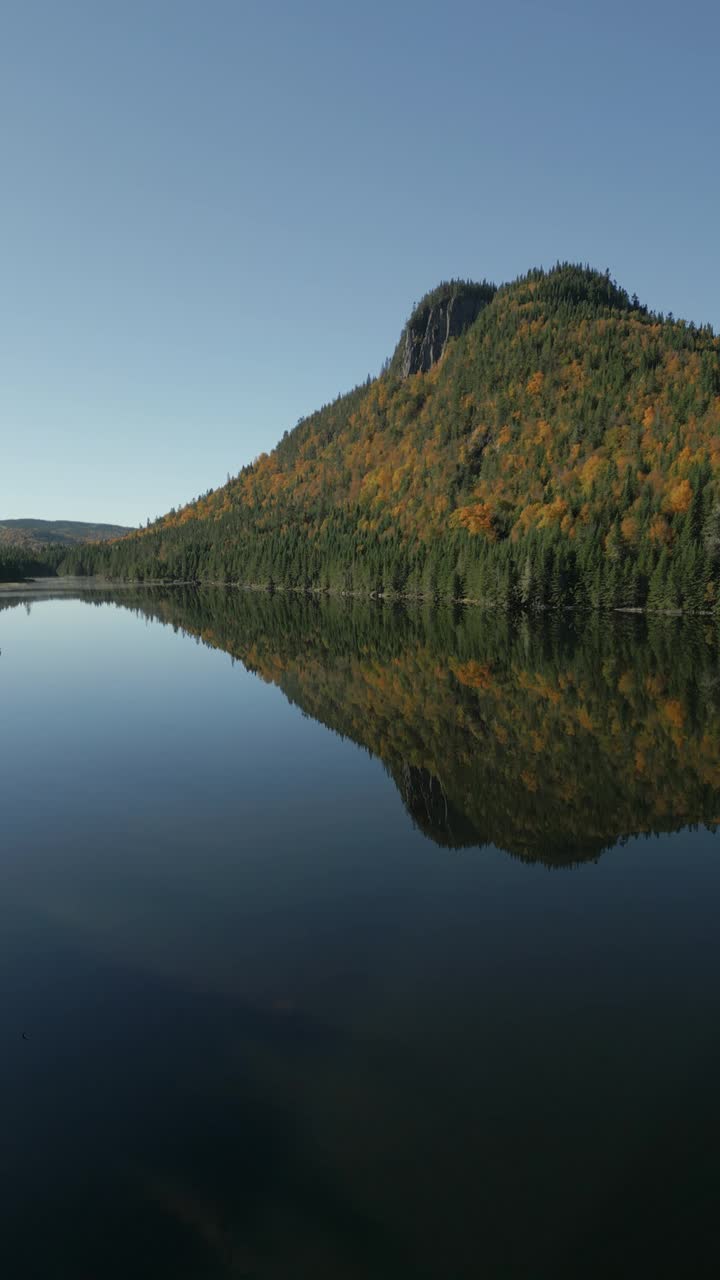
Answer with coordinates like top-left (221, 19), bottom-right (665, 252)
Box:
top-left (1, 586), bottom-right (719, 1278)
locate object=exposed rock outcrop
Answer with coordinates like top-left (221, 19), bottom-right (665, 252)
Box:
top-left (401, 284), bottom-right (494, 378)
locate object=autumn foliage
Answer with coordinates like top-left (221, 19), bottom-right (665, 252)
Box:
top-left (58, 265), bottom-right (720, 611)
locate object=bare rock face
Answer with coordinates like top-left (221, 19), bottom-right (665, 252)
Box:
top-left (401, 289), bottom-right (489, 378)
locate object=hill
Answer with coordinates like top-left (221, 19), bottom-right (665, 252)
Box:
top-left (0, 518), bottom-right (130, 582)
top-left (57, 265), bottom-right (720, 610)
top-left (0, 518), bottom-right (130, 550)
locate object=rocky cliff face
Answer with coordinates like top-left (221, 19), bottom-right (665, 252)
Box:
top-left (401, 287), bottom-right (491, 377)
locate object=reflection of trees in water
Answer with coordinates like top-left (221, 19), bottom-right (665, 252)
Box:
top-left (146, 588), bottom-right (720, 864)
top-left (7, 586), bottom-right (718, 866)
top-left (394, 763), bottom-right (480, 849)
top-left (3, 586), bottom-right (720, 1276)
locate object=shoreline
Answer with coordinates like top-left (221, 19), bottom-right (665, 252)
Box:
top-left (0, 576), bottom-right (715, 616)
top-left (0, 576), bottom-right (143, 596)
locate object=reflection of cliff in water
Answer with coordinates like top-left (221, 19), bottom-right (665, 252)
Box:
top-left (4, 586), bottom-right (720, 864)
top-left (392, 763), bottom-right (482, 849)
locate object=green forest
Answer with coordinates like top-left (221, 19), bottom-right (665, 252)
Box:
top-left (28, 265), bottom-right (720, 610)
top-left (0, 544), bottom-right (60, 582)
top-left (0, 520), bottom-right (129, 581)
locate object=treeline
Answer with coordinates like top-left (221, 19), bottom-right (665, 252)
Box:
top-left (0, 545), bottom-right (60, 582)
top-left (57, 264), bottom-right (720, 611)
top-left (56, 510), bottom-right (718, 612)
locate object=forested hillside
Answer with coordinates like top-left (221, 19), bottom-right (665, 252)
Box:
top-left (58, 265), bottom-right (720, 610)
top-left (0, 519), bottom-right (131, 581)
top-left (0, 518), bottom-right (130, 550)
top-left (0, 544), bottom-right (58, 582)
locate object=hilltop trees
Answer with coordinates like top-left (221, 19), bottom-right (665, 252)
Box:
top-left (58, 264), bottom-right (720, 611)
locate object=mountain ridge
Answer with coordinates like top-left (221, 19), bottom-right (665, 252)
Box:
top-left (0, 518), bottom-right (131, 549)
top-left (57, 263), bottom-right (720, 611)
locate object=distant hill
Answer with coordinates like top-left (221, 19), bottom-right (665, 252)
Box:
top-left (57, 264), bottom-right (720, 610)
top-left (0, 518), bottom-right (131, 550)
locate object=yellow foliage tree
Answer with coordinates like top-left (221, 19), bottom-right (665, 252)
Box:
top-left (667, 478), bottom-right (693, 515)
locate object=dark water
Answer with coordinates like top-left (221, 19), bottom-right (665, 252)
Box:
top-left (1, 587), bottom-right (719, 1278)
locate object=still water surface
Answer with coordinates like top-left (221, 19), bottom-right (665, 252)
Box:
top-left (1, 587), bottom-right (719, 1277)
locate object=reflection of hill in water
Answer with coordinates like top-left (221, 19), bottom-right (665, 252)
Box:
top-left (6, 587), bottom-right (720, 864)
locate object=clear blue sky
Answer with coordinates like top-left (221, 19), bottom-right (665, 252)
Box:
top-left (2, 0), bottom-right (718, 526)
